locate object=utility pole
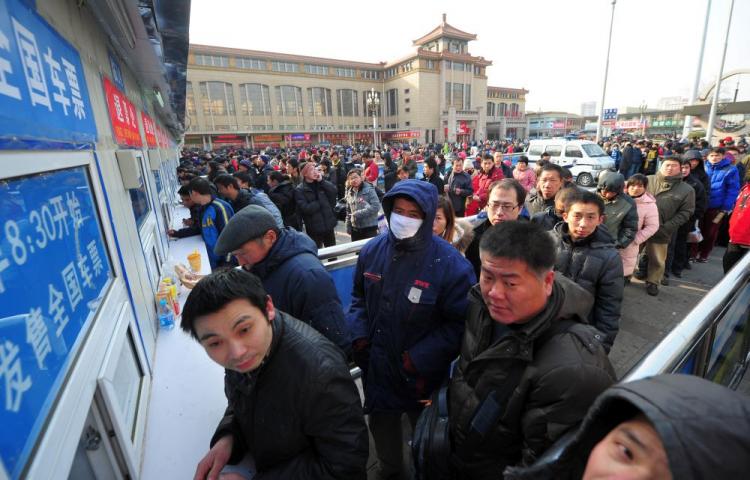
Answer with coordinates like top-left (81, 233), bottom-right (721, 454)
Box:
top-left (595, 0), bottom-right (616, 143)
top-left (681, 0), bottom-right (712, 141)
top-left (705, 0), bottom-right (735, 146)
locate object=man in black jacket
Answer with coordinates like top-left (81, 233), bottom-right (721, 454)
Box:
top-left (294, 162), bottom-right (339, 248)
top-left (445, 156), bottom-right (473, 216)
top-left (421, 157), bottom-right (444, 194)
top-left (669, 157), bottom-right (707, 278)
top-left (168, 185), bottom-right (201, 238)
top-left (552, 190), bottom-right (624, 351)
top-left (181, 268), bottom-right (368, 480)
top-left (449, 221), bottom-right (615, 479)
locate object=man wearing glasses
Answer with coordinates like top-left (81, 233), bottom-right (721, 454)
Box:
top-left (465, 179), bottom-right (527, 279)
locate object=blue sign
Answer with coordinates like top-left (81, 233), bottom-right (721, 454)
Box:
top-left (108, 49), bottom-right (125, 91)
top-left (603, 108), bottom-right (618, 120)
top-left (0, 166), bottom-right (113, 479)
top-left (0, 0), bottom-right (98, 145)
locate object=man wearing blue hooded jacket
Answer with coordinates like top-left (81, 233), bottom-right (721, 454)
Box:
top-left (347, 180), bottom-right (476, 479)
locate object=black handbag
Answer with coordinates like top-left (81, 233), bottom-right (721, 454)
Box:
top-left (334, 199), bottom-right (347, 221)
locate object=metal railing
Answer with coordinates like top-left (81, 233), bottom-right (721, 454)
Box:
top-left (323, 232), bottom-right (750, 388)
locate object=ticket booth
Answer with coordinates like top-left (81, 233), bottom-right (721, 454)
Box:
top-left (0, 0), bottom-right (185, 478)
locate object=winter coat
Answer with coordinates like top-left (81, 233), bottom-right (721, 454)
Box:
top-left (200, 197), bottom-right (234, 269)
top-left (403, 157), bottom-right (418, 178)
top-left (505, 374), bottom-right (750, 480)
top-left (465, 167), bottom-right (504, 216)
top-left (705, 157), bottom-right (741, 211)
top-left (464, 219), bottom-right (492, 280)
top-left (249, 228), bottom-right (350, 353)
top-left (446, 170), bottom-right (474, 216)
top-left (332, 160), bottom-right (347, 199)
top-left (729, 183), bottom-right (750, 246)
top-left (646, 173), bottom-right (695, 243)
top-left (383, 161), bottom-right (398, 192)
top-left (268, 181), bottom-right (301, 230)
top-left (347, 180), bottom-right (476, 413)
top-left (234, 189), bottom-right (285, 230)
top-left (513, 167), bottom-right (537, 192)
top-left (553, 223), bottom-right (623, 350)
top-left (530, 207), bottom-right (561, 231)
top-left (609, 148), bottom-right (622, 169)
top-left (294, 179), bottom-right (338, 236)
top-left (449, 278), bottom-right (615, 479)
top-left (422, 172), bottom-right (445, 194)
top-left (211, 312), bottom-right (368, 479)
top-left (525, 190), bottom-right (555, 217)
top-left (685, 174), bottom-right (707, 223)
top-left (617, 145), bottom-right (634, 175)
top-left (449, 219), bottom-right (475, 254)
top-left (251, 162), bottom-right (274, 192)
top-left (597, 171), bottom-right (638, 249)
top-left (363, 160), bottom-right (379, 184)
top-left (619, 193), bottom-right (659, 276)
top-left (345, 182), bottom-right (381, 232)
top-left (172, 204), bottom-right (201, 238)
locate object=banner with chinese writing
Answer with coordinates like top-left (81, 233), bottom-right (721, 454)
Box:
top-left (103, 76), bottom-right (142, 147)
top-left (0, 0), bottom-right (97, 146)
top-left (0, 166), bottom-right (113, 479)
top-left (141, 112), bottom-right (158, 147)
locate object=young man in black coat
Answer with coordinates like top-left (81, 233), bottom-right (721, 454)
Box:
top-left (294, 162), bottom-right (339, 248)
top-left (181, 268), bottom-right (368, 480)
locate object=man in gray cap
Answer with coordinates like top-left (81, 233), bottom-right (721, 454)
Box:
top-left (215, 205), bottom-right (351, 353)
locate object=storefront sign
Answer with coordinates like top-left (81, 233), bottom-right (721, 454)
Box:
top-left (0, 166), bottom-right (113, 479)
top-left (141, 112), bottom-right (158, 147)
top-left (212, 134), bottom-right (244, 145)
top-left (108, 49), bottom-right (125, 91)
top-left (289, 133), bottom-right (310, 141)
top-left (103, 77), bottom-right (142, 147)
top-left (253, 134), bottom-right (282, 142)
top-left (0, 0), bottom-right (97, 145)
top-left (325, 133), bottom-right (350, 141)
top-left (615, 119), bottom-right (647, 130)
top-left (457, 121), bottom-right (469, 134)
top-left (385, 130), bottom-right (422, 139)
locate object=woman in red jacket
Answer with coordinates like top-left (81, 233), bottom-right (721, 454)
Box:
top-left (465, 154), bottom-right (504, 216)
top-left (723, 181), bottom-right (750, 273)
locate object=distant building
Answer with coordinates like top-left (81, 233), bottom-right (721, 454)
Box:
top-left (184, 14), bottom-right (528, 148)
top-left (580, 101), bottom-right (597, 117)
top-left (656, 96), bottom-right (688, 111)
top-left (527, 112), bottom-right (583, 138)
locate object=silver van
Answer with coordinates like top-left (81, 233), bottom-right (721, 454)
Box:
top-left (526, 139), bottom-right (615, 187)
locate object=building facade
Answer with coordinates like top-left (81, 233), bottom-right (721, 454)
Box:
top-left (185, 15), bottom-right (528, 149)
top-left (527, 111), bottom-right (584, 138)
top-left (486, 86), bottom-right (528, 139)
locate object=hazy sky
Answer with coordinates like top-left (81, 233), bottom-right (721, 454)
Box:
top-left (189, 0), bottom-right (749, 114)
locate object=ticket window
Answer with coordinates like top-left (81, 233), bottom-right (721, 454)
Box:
top-left (123, 150), bottom-right (164, 294)
top-left (0, 151), bottom-right (149, 479)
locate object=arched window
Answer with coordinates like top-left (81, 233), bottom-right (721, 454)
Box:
top-left (239, 83), bottom-right (271, 116)
top-left (275, 85), bottom-right (303, 116)
top-left (307, 87), bottom-right (332, 116)
top-left (198, 82), bottom-right (235, 116)
top-left (337, 89), bottom-right (359, 117)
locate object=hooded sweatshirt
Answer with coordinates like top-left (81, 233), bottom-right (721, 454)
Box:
top-left (505, 374), bottom-right (750, 480)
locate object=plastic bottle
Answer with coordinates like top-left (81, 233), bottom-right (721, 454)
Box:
top-left (158, 298), bottom-right (175, 330)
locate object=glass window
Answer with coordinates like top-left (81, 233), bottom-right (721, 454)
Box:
top-left (305, 64), bottom-right (329, 75)
top-left (581, 144), bottom-right (610, 157)
top-left (427, 60), bottom-right (435, 69)
top-left (565, 145), bottom-right (583, 158)
top-left (499, 102), bottom-right (507, 116)
top-left (545, 145), bottom-right (562, 157)
top-left (385, 89), bottom-right (398, 116)
top-left (307, 87), bottom-right (332, 116)
top-left (335, 67), bottom-right (355, 77)
top-left (194, 54), bottom-right (228, 67)
top-left (239, 83), bottom-right (271, 116)
top-left (186, 82), bottom-right (195, 116)
top-left (528, 146), bottom-right (543, 156)
top-left (337, 89), bottom-right (358, 117)
top-left (275, 85), bottom-right (303, 116)
top-left (452, 61), bottom-right (465, 71)
top-left (199, 82), bottom-right (236, 116)
top-left (236, 57), bottom-right (265, 70)
top-left (129, 158), bottom-right (151, 228)
top-left (487, 102), bottom-right (495, 117)
top-left (451, 83), bottom-right (464, 109)
top-left (272, 61), bottom-right (299, 73)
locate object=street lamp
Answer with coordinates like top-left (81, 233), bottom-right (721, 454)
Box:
top-left (366, 88), bottom-right (380, 149)
top-left (639, 101), bottom-right (647, 138)
top-left (595, 0), bottom-right (617, 143)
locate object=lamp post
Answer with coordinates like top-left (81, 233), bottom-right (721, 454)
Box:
top-left (595, 0), bottom-right (617, 143)
top-left (366, 88), bottom-right (380, 149)
top-left (639, 101), bottom-right (647, 138)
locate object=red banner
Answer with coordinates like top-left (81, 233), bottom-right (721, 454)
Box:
top-left (103, 77), bottom-right (142, 147)
top-left (458, 121), bottom-right (469, 134)
top-left (384, 130), bottom-right (422, 139)
top-left (325, 133), bottom-right (350, 141)
top-left (141, 112), bottom-right (158, 147)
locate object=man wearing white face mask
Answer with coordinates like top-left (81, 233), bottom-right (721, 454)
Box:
top-left (347, 179), bottom-right (476, 480)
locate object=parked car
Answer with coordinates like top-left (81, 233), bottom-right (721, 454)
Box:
top-left (525, 139), bottom-right (615, 187)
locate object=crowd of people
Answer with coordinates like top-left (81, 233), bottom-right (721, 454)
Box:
top-left (170, 136), bottom-right (750, 480)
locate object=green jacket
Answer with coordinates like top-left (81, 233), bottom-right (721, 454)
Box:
top-left (646, 172), bottom-right (695, 243)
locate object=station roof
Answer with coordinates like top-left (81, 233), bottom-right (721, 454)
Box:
top-left (413, 14), bottom-right (477, 46)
